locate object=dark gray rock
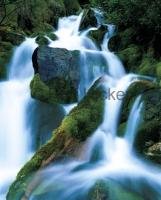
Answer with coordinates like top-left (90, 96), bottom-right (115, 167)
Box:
top-left (37, 46), bottom-right (80, 84)
top-left (31, 46), bottom-right (80, 104)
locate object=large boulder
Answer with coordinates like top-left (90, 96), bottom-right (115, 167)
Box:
top-left (31, 46), bottom-right (80, 104)
top-left (7, 77), bottom-right (106, 200)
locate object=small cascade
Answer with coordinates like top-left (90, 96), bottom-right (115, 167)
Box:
top-left (9, 38), bottom-right (37, 80)
top-left (0, 38), bottom-right (38, 199)
top-left (125, 95), bottom-right (143, 150)
top-left (48, 10), bottom-right (125, 100)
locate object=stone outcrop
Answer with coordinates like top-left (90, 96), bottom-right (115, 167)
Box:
top-left (31, 46), bottom-right (80, 104)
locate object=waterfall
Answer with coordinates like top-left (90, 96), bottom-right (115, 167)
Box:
top-left (0, 38), bottom-right (38, 199)
top-left (1, 9), bottom-right (161, 200)
top-left (29, 11), bottom-right (161, 200)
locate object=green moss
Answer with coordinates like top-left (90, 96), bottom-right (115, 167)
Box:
top-left (137, 56), bottom-right (156, 77)
top-left (118, 45), bottom-right (142, 72)
top-left (156, 62), bottom-right (161, 79)
top-left (121, 80), bottom-right (161, 158)
top-left (30, 74), bottom-right (77, 104)
top-left (35, 35), bottom-right (49, 46)
top-left (0, 27), bottom-right (25, 45)
top-left (0, 41), bottom-right (14, 80)
top-left (46, 32), bottom-right (57, 41)
top-left (30, 74), bottom-right (50, 102)
top-left (63, 0), bottom-right (81, 15)
top-left (118, 122), bottom-right (127, 137)
top-left (7, 78), bottom-right (105, 200)
top-left (32, 23), bottom-right (54, 35)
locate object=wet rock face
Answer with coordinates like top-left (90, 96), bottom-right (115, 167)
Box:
top-left (37, 46), bottom-right (80, 83)
top-left (120, 80), bottom-right (161, 162)
top-left (31, 46), bottom-right (80, 104)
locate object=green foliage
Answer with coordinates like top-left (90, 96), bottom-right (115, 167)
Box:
top-left (118, 44), bottom-right (142, 72)
top-left (63, 0), bottom-right (81, 15)
top-left (90, 0), bottom-right (161, 31)
top-left (91, 0), bottom-right (161, 57)
top-left (137, 56), bottom-right (156, 77)
top-left (0, 41), bottom-right (13, 79)
top-left (35, 35), bottom-right (49, 46)
top-left (156, 62), bottom-right (161, 79)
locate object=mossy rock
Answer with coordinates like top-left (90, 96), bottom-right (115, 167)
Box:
top-left (0, 27), bottom-right (25, 45)
top-left (35, 32), bottom-right (57, 46)
top-left (7, 78), bottom-right (105, 200)
top-left (17, 0), bottom-right (65, 32)
top-left (121, 80), bottom-right (161, 160)
top-left (118, 122), bottom-right (127, 137)
top-left (121, 80), bottom-right (158, 123)
top-left (35, 35), bottom-right (49, 46)
top-left (109, 28), bottom-right (136, 52)
top-left (30, 74), bottom-right (78, 104)
top-left (134, 89), bottom-right (161, 155)
top-left (46, 32), bottom-right (57, 41)
top-left (137, 56), bottom-right (156, 77)
top-left (32, 23), bottom-right (54, 35)
top-left (31, 46), bottom-right (80, 104)
top-left (118, 44), bottom-right (142, 72)
top-left (156, 62), bottom-right (161, 80)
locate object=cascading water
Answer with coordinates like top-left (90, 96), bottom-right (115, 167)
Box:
top-left (0, 38), bottom-right (38, 199)
top-left (1, 9), bottom-right (161, 200)
top-left (28, 10), bottom-right (161, 200)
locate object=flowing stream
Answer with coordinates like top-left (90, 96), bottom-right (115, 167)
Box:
top-left (0, 38), bottom-right (38, 199)
top-left (1, 10), bottom-right (161, 200)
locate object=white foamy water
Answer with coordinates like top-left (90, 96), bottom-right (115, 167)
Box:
top-left (0, 38), bottom-right (38, 199)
